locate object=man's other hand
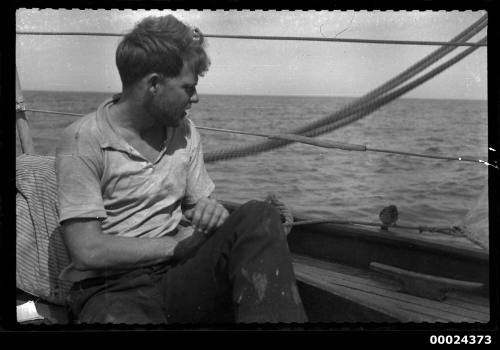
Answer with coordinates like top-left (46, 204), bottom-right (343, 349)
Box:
top-left (184, 197), bottom-right (229, 235)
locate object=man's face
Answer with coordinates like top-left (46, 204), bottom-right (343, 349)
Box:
top-left (149, 62), bottom-right (199, 127)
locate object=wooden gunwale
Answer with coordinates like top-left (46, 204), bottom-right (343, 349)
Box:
top-left (221, 200), bottom-right (489, 291)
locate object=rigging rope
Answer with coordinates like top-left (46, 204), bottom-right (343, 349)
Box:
top-left (203, 37), bottom-right (486, 163)
top-left (204, 16), bottom-right (487, 162)
top-left (16, 31), bottom-right (487, 47)
top-left (197, 126), bottom-right (489, 165)
top-left (303, 37), bottom-right (488, 138)
top-left (204, 35), bottom-right (487, 162)
top-left (346, 15), bottom-right (487, 114)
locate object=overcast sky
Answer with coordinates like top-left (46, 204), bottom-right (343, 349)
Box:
top-left (16, 9), bottom-right (487, 100)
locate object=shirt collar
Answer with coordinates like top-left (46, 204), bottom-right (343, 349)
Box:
top-left (95, 94), bottom-right (171, 161)
top-left (96, 94), bottom-right (131, 153)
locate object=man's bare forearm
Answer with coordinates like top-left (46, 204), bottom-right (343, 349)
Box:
top-left (77, 234), bottom-right (179, 270)
top-left (62, 219), bottom-right (206, 271)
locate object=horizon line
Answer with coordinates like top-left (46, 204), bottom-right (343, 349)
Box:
top-left (22, 89), bottom-right (488, 102)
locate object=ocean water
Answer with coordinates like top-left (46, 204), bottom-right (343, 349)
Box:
top-left (16, 91), bottom-right (489, 228)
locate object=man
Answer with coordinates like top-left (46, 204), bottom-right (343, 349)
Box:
top-left (55, 14), bottom-right (307, 324)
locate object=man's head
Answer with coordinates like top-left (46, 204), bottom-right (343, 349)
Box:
top-left (116, 15), bottom-right (210, 88)
top-left (116, 15), bottom-right (210, 127)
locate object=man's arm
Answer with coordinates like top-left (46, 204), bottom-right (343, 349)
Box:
top-left (62, 218), bottom-right (207, 271)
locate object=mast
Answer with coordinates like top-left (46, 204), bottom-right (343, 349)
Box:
top-left (16, 67), bottom-right (35, 154)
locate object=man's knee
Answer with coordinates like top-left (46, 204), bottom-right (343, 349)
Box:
top-left (232, 200), bottom-right (286, 240)
top-left (238, 200), bottom-right (281, 221)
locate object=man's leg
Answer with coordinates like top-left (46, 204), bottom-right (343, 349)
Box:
top-left (158, 200), bottom-right (308, 324)
top-left (67, 269), bottom-right (168, 324)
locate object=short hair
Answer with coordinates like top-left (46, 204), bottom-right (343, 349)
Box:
top-left (116, 15), bottom-right (210, 87)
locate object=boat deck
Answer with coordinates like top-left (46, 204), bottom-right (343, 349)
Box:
top-left (292, 254), bottom-right (489, 323)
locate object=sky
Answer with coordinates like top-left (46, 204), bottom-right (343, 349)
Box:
top-left (16, 9), bottom-right (488, 100)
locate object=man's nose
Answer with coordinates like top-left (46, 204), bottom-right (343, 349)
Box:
top-left (190, 90), bottom-right (199, 103)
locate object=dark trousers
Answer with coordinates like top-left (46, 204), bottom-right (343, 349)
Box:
top-left (67, 200), bottom-right (308, 324)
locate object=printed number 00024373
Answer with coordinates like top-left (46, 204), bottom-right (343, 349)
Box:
top-left (429, 335), bottom-right (492, 345)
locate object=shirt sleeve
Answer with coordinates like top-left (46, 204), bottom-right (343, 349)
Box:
top-left (55, 119), bottom-right (107, 223)
top-left (182, 120), bottom-right (215, 206)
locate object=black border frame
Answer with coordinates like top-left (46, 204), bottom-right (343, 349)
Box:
top-left (2, 0), bottom-right (498, 343)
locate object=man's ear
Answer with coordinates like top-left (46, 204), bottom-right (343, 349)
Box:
top-left (146, 73), bottom-right (163, 94)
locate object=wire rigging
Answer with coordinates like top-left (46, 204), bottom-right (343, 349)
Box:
top-left (16, 31), bottom-right (487, 47)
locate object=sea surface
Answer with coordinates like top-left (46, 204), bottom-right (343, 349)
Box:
top-left (16, 91), bottom-right (489, 229)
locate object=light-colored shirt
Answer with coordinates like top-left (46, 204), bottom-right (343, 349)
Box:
top-left (55, 97), bottom-right (214, 280)
top-left (56, 97), bottom-right (214, 236)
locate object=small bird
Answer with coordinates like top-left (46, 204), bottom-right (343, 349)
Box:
top-left (379, 205), bottom-right (398, 230)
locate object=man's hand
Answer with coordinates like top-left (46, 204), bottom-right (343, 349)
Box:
top-left (183, 197), bottom-right (229, 235)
